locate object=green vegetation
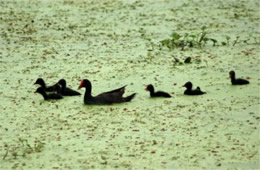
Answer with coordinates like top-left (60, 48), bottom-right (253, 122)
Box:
top-left (160, 26), bottom-right (257, 50)
top-left (3, 138), bottom-right (45, 160)
top-left (160, 26), bottom-right (217, 50)
top-left (221, 35), bottom-right (240, 46)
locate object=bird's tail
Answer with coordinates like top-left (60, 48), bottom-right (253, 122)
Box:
top-left (123, 93), bottom-right (136, 102)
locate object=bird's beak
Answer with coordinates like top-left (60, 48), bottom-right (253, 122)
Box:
top-left (78, 80), bottom-right (83, 90)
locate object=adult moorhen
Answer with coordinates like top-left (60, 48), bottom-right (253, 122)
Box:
top-left (34, 78), bottom-right (55, 92)
top-left (35, 87), bottom-right (63, 100)
top-left (145, 84), bottom-right (171, 98)
top-left (78, 79), bottom-right (136, 104)
top-left (229, 70), bottom-right (249, 85)
top-left (57, 79), bottom-right (81, 96)
top-left (183, 82), bottom-right (206, 95)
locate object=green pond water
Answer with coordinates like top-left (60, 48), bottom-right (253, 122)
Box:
top-left (0, 0), bottom-right (259, 169)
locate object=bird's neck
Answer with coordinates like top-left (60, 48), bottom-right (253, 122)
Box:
top-left (84, 87), bottom-right (93, 100)
top-left (187, 86), bottom-right (192, 91)
top-left (149, 89), bottom-right (155, 96)
top-left (41, 82), bottom-right (46, 89)
top-left (230, 76), bottom-right (236, 84)
top-left (60, 84), bottom-right (66, 92)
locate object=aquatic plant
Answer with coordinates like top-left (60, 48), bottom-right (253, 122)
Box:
top-left (160, 26), bottom-right (217, 50)
top-left (221, 35), bottom-right (240, 46)
top-left (2, 138), bottom-right (45, 160)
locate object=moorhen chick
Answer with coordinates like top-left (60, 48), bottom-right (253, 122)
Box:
top-left (183, 82), bottom-right (206, 95)
top-left (78, 79), bottom-right (136, 104)
top-left (57, 79), bottom-right (81, 96)
top-left (34, 78), bottom-right (55, 92)
top-left (35, 87), bottom-right (63, 100)
top-left (229, 70), bottom-right (249, 85)
top-left (145, 84), bottom-right (171, 98)
top-left (52, 84), bottom-right (62, 94)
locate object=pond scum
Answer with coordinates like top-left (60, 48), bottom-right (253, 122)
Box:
top-left (0, 0), bottom-right (259, 169)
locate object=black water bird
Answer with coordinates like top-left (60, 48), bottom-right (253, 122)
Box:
top-left (229, 70), bottom-right (249, 85)
top-left (145, 84), bottom-right (171, 98)
top-left (183, 82), bottom-right (206, 95)
top-left (78, 79), bottom-right (136, 105)
top-left (34, 78), bottom-right (55, 92)
top-left (35, 87), bottom-right (63, 100)
top-left (57, 79), bottom-right (81, 96)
